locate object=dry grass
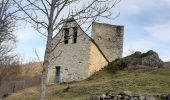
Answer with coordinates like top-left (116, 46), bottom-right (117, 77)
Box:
top-left (20, 62), bottom-right (42, 77)
top-left (0, 64), bottom-right (21, 85)
top-left (0, 62), bottom-right (42, 87)
top-left (3, 67), bottom-right (170, 100)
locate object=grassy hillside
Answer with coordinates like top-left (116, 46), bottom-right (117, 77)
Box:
top-left (3, 67), bottom-right (170, 100)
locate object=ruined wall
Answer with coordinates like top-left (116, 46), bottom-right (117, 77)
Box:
top-left (88, 41), bottom-right (108, 76)
top-left (46, 20), bottom-right (90, 84)
top-left (92, 22), bottom-right (124, 62)
top-left (46, 20), bottom-right (123, 84)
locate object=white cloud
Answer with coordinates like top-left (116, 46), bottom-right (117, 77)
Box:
top-left (145, 21), bottom-right (170, 44)
top-left (116, 0), bottom-right (170, 61)
top-left (116, 0), bottom-right (142, 15)
top-left (123, 37), bottom-right (170, 61)
top-left (16, 23), bottom-right (37, 42)
top-left (123, 38), bottom-right (157, 56)
top-left (117, 0), bottom-right (170, 16)
top-left (15, 22), bottom-right (46, 62)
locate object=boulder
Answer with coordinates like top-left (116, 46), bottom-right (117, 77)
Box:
top-left (161, 93), bottom-right (170, 100)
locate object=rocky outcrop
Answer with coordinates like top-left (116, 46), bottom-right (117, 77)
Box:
top-left (108, 50), bottom-right (164, 71)
top-left (89, 91), bottom-right (157, 100)
top-left (141, 50), bottom-right (164, 68)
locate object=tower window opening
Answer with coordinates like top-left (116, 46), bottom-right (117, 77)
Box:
top-left (64, 28), bottom-right (69, 44)
top-left (73, 27), bottom-right (77, 43)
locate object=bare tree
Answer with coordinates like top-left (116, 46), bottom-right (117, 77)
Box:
top-left (13, 0), bottom-right (121, 99)
top-left (0, 0), bottom-right (19, 66)
top-left (0, 0), bottom-right (22, 92)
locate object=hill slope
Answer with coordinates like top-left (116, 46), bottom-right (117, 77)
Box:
top-left (3, 67), bottom-right (170, 100)
top-left (0, 62), bottom-right (42, 98)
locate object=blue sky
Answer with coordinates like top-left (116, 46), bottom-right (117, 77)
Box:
top-left (15, 0), bottom-right (170, 62)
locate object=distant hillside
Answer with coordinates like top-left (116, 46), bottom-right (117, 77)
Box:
top-left (3, 67), bottom-right (170, 100)
top-left (164, 62), bottom-right (170, 67)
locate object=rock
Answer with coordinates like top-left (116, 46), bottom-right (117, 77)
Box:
top-left (130, 97), bottom-right (138, 100)
top-left (139, 96), bottom-right (145, 100)
top-left (141, 50), bottom-right (164, 68)
top-left (100, 94), bottom-right (106, 100)
top-left (167, 94), bottom-right (170, 100)
top-left (161, 93), bottom-right (170, 100)
top-left (161, 94), bottom-right (168, 100)
top-left (97, 91), bottom-right (159, 100)
top-left (99, 93), bottom-right (114, 100)
top-left (116, 95), bottom-right (122, 99)
top-left (145, 95), bottom-right (155, 100)
top-left (123, 95), bottom-right (130, 100)
top-left (119, 91), bottom-right (133, 97)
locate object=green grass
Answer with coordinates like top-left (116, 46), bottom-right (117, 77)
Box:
top-left (3, 67), bottom-right (170, 100)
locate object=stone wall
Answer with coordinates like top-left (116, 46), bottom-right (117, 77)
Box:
top-left (46, 20), bottom-right (91, 84)
top-left (46, 20), bottom-right (123, 84)
top-left (92, 22), bottom-right (124, 62)
top-left (88, 41), bottom-right (108, 76)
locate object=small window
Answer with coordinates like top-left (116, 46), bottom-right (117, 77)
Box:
top-left (64, 28), bottom-right (69, 44)
top-left (73, 27), bottom-right (77, 43)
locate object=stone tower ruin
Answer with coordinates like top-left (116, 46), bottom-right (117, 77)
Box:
top-left (92, 22), bottom-right (124, 62)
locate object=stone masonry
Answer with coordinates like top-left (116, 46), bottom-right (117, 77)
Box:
top-left (92, 22), bottom-right (124, 62)
top-left (46, 19), bottom-right (124, 84)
